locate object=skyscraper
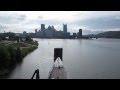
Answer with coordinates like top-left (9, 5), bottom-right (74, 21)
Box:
top-left (63, 24), bottom-right (67, 33)
top-left (77, 29), bottom-right (82, 38)
top-left (35, 29), bottom-right (37, 33)
top-left (41, 24), bottom-right (45, 31)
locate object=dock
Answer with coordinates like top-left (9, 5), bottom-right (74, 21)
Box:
top-left (48, 57), bottom-right (68, 79)
top-left (31, 48), bottom-right (68, 79)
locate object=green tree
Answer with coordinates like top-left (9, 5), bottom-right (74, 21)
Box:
top-left (25, 36), bottom-right (33, 42)
top-left (16, 47), bottom-right (22, 62)
top-left (0, 46), bottom-right (10, 69)
top-left (8, 46), bottom-right (17, 65)
top-left (0, 37), bottom-right (2, 41)
top-left (17, 36), bottom-right (20, 43)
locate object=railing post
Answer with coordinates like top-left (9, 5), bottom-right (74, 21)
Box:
top-left (31, 69), bottom-right (40, 79)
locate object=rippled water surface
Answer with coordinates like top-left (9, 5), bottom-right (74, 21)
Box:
top-left (7, 38), bottom-right (120, 79)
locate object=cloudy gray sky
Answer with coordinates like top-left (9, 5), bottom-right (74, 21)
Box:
top-left (0, 11), bottom-right (120, 34)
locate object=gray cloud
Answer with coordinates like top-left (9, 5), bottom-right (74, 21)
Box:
top-left (1, 11), bottom-right (120, 33)
top-left (0, 24), bottom-right (8, 32)
top-left (17, 14), bottom-right (27, 21)
top-left (26, 18), bottom-right (63, 26)
top-left (0, 14), bottom-right (26, 24)
top-left (38, 16), bottom-right (43, 19)
top-left (73, 14), bottom-right (120, 30)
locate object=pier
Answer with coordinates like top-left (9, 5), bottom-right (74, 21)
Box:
top-left (48, 57), bottom-right (68, 79)
top-left (31, 48), bottom-right (68, 79)
top-left (49, 48), bottom-right (68, 79)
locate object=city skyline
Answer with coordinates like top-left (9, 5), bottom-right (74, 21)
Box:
top-left (0, 11), bottom-right (120, 34)
top-left (22, 24), bottom-right (82, 39)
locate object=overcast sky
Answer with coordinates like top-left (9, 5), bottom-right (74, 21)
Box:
top-left (0, 11), bottom-right (120, 34)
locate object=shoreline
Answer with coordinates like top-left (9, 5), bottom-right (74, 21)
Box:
top-left (0, 40), bottom-right (38, 78)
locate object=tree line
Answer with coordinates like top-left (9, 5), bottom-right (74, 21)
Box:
top-left (0, 35), bottom-right (38, 76)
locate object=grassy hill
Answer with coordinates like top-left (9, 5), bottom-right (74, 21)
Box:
top-left (96, 31), bottom-right (120, 38)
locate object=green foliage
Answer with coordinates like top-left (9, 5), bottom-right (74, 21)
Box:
top-left (25, 36), bottom-right (33, 42)
top-left (97, 31), bottom-right (120, 38)
top-left (0, 35), bottom-right (6, 40)
top-left (21, 46), bottom-right (37, 58)
top-left (10, 43), bottom-right (27, 48)
top-left (21, 48), bottom-right (29, 57)
top-left (0, 38), bottom-right (2, 41)
top-left (17, 36), bottom-right (20, 43)
top-left (0, 39), bottom-right (38, 76)
top-left (34, 41), bottom-right (39, 46)
top-left (8, 46), bottom-right (17, 65)
top-left (16, 47), bottom-right (22, 62)
top-left (0, 46), bottom-right (10, 69)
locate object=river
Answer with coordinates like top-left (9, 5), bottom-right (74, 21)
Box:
top-left (6, 38), bottom-right (120, 79)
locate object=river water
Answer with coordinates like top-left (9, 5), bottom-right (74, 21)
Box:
top-left (6, 38), bottom-right (120, 79)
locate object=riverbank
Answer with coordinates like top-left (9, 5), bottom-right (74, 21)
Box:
top-left (0, 40), bottom-right (38, 77)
